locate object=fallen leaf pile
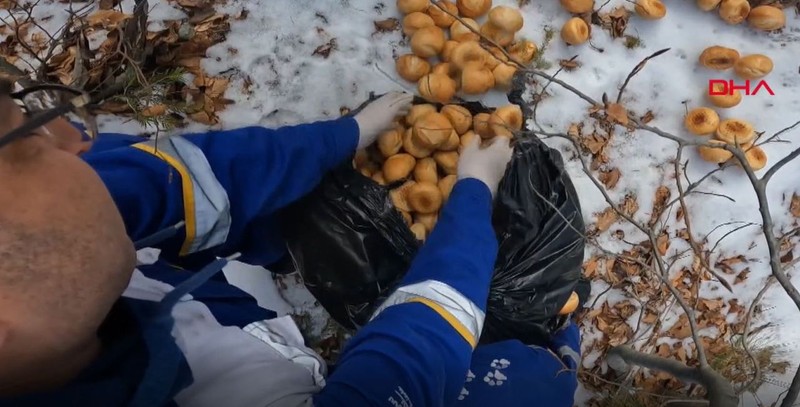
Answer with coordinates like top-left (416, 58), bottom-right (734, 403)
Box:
top-left (580, 244), bottom-right (755, 395)
top-left (571, 117), bottom-right (764, 396)
top-left (0, 0), bottom-right (242, 127)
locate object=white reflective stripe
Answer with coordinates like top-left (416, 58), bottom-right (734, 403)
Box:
top-left (243, 318), bottom-right (327, 387)
top-left (123, 271), bottom-right (320, 407)
top-left (557, 345), bottom-right (580, 364)
top-left (136, 136), bottom-right (232, 254)
top-left (370, 280), bottom-right (485, 348)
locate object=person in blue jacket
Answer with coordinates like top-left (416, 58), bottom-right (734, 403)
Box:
top-left (0, 82), bottom-right (580, 407)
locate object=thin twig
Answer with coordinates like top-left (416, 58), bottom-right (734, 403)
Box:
top-left (757, 120), bottom-right (800, 147)
top-left (706, 222), bottom-right (760, 259)
top-left (673, 151), bottom-right (734, 292)
top-left (616, 48), bottom-right (670, 104)
top-left (532, 55), bottom-right (577, 132)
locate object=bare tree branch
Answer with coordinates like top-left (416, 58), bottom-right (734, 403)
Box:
top-left (607, 346), bottom-right (737, 407)
top-left (737, 277), bottom-right (774, 395)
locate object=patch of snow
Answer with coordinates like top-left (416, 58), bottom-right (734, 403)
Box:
top-left (194, 0), bottom-right (800, 402)
top-left (9, 0), bottom-right (800, 403)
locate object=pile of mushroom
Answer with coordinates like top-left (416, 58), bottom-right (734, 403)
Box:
top-left (353, 102), bottom-right (523, 241)
top-left (396, 0), bottom-right (537, 103)
top-left (698, 0), bottom-right (786, 30)
top-left (697, 45), bottom-right (774, 109)
top-left (685, 110), bottom-right (767, 170)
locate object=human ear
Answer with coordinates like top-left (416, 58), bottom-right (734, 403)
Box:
top-left (40, 117), bottom-right (93, 155)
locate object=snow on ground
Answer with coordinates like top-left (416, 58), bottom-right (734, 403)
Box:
top-left (196, 1), bottom-right (800, 403)
top-left (7, 0), bottom-right (800, 403)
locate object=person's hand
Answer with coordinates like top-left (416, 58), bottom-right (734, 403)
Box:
top-left (354, 91), bottom-right (413, 149)
top-left (457, 136), bottom-right (513, 198)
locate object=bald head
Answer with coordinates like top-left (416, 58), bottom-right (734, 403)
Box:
top-left (0, 89), bottom-right (135, 395)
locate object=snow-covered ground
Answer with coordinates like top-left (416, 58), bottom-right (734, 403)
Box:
top-left (4, 0), bottom-right (800, 404)
top-left (197, 1), bottom-right (800, 403)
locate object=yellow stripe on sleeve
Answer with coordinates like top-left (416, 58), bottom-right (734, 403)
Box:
top-left (132, 143), bottom-right (196, 256)
top-left (407, 297), bottom-right (478, 348)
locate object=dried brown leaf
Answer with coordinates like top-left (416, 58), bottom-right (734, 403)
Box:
top-left (643, 310), bottom-right (659, 325)
top-left (46, 46), bottom-right (77, 85)
top-left (558, 58), bottom-right (581, 71)
top-left (674, 344), bottom-right (687, 362)
top-left (195, 14), bottom-right (228, 32)
top-left (177, 56), bottom-right (203, 74)
top-left (657, 232), bottom-right (670, 256)
top-left (698, 298), bottom-right (724, 313)
top-left (676, 206), bottom-right (684, 222)
top-left (667, 314), bottom-right (692, 339)
top-left (781, 250), bottom-right (794, 264)
top-left (583, 257), bottom-right (600, 279)
top-left (599, 168), bottom-right (621, 189)
top-left (614, 301), bottom-right (636, 319)
top-left (617, 259), bottom-right (639, 277)
top-left (608, 7), bottom-right (629, 38)
top-left (728, 299), bottom-right (744, 316)
top-left (621, 195), bottom-right (639, 217)
top-left (197, 77), bottom-right (229, 98)
top-left (190, 110), bottom-right (217, 125)
top-left (715, 255), bottom-right (747, 274)
top-left (734, 268), bottom-right (750, 284)
top-left (791, 193), bottom-right (800, 218)
top-left (605, 103), bottom-right (629, 126)
top-left (653, 187), bottom-right (670, 218)
top-left (608, 322), bottom-right (631, 346)
top-left (567, 123), bottom-right (581, 139)
top-left (86, 10), bottom-right (131, 28)
top-left (582, 132), bottom-right (608, 155)
top-left (141, 104), bottom-right (167, 117)
top-left (640, 110), bottom-right (655, 124)
top-left (313, 38), bottom-right (338, 58)
top-left (595, 207), bottom-right (618, 232)
top-left (610, 7), bottom-right (629, 19)
top-left (374, 18), bottom-right (399, 33)
top-left (596, 315), bottom-right (609, 333)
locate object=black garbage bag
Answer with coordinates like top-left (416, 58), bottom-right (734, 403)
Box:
top-left (480, 136), bottom-right (585, 345)
top-left (281, 165), bottom-right (419, 329)
top-left (280, 100), bottom-right (586, 345)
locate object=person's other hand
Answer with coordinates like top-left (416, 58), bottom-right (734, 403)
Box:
top-left (457, 136), bottom-right (513, 198)
top-left (354, 91), bottom-right (413, 149)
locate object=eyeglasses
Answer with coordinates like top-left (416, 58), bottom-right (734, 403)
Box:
top-left (8, 83), bottom-right (98, 143)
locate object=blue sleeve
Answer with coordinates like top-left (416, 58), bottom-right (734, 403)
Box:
top-left (314, 178), bottom-right (498, 407)
top-left (457, 324), bottom-right (580, 407)
top-left (85, 117), bottom-right (359, 264)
